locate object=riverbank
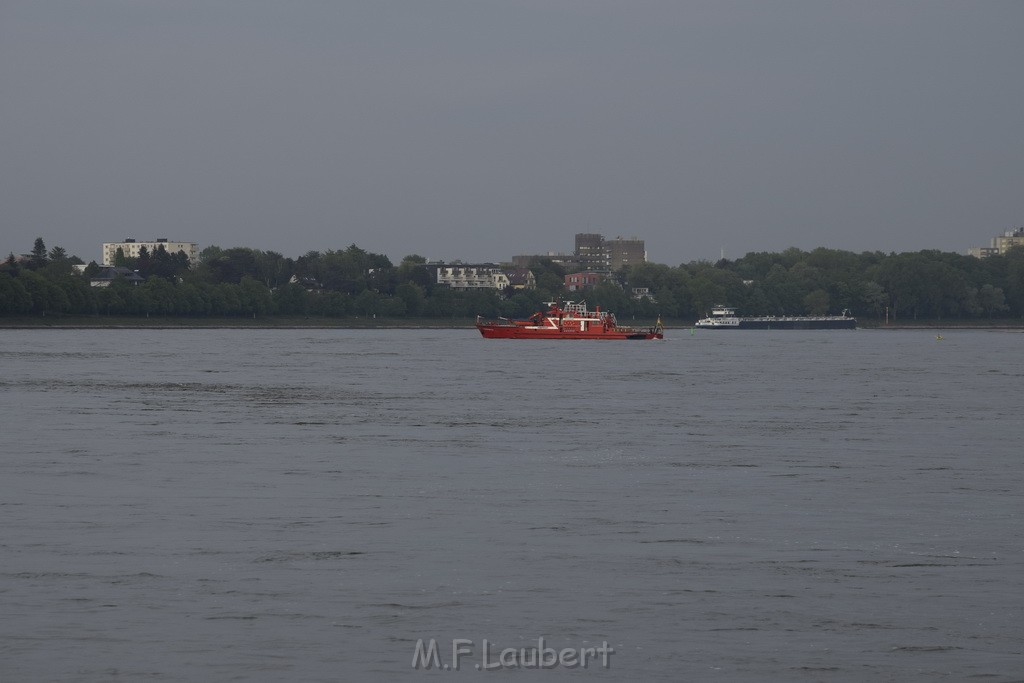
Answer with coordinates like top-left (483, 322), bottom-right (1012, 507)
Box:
top-left (0, 315), bottom-right (479, 329)
top-left (2, 315), bottom-right (1022, 330)
top-left (858, 318), bottom-right (1024, 330)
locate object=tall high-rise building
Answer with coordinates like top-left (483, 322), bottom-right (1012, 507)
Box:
top-left (606, 237), bottom-right (646, 270)
top-left (574, 233), bottom-right (608, 272)
top-left (574, 233), bottom-right (645, 272)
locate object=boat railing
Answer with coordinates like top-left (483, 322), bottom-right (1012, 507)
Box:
top-left (737, 314), bottom-right (856, 322)
top-left (476, 315), bottom-right (516, 327)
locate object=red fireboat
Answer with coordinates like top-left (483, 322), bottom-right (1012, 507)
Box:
top-left (476, 301), bottom-right (664, 340)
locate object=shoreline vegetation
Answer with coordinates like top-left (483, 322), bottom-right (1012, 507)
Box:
top-left (5, 239), bottom-right (1024, 328)
top-left (1, 315), bottom-right (1021, 330)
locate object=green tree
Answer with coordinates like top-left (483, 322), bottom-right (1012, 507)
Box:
top-left (206, 284), bottom-right (230, 315)
top-left (239, 276), bottom-right (273, 316)
top-left (523, 258), bottom-right (567, 298)
top-left (1001, 247), bottom-right (1024, 316)
top-left (95, 286), bottom-right (125, 315)
top-left (142, 276), bottom-right (178, 314)
top-left (462, 289), bottom-right (501, 317)
top-left (803, 289), bottom-right (830, 315)
top-left (353, 289), bottom-right (381, 316)
top-left (395, 282), bottom-right (425, 315)
top-left (273, 282), bottom-right (309, 315)
top-left (48, 246), bottom-right (68, 263)
top-left (135, 244), bottom-right (190, 281)
top-left (55, 275), bottom-right (95, 314)
top-left (173, 282), bottom-right (200, 315)
top-left (977, 284), bottom-right (1008, 317)
top-left (398, 257), bottom-right (435, 293)
top-left (253, 250), bottom-right (294, 288)
top-left (200, 247), bottom-right (259, 284)
top-left (30, 238), bottom-right (48, 269)
top-left (217, 283), bottom-right (243, 315)
top-left (310, 291), bottom-right (350, 317)
top-left (0, 272), bottom-right (33, 313)
top-left (42, 246), bottom-right (75, 278)
top-left (587, 280), bottom-right (630, 315)
top-left (859, 281), bottom-right (888, 318)
top-left (200, 245), bottom-right (224, 261)
top-left (743, 285), bottom-right (772, 318)
top-left (18, 269), bottom-right (70, 314)
top-left (688, 274), bottom-right (726, 317)
top-left (378, 296), bottom-right (407, 317)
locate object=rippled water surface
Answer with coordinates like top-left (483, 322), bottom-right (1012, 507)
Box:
top-left (1, 328), bottom-right (1022, 681)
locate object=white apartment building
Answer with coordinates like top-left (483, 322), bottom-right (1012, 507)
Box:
top-left (102, 238), bottom-right (199, 266)
top-left (969, 227), bottom-right (1024, 258)
top-left (432, 264), bottom-right (535, 290)
top-left (434, 264), bottom-right (504, 289)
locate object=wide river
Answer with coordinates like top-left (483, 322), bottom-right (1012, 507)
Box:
top-left (1, 328), bottom-right (1021, 681)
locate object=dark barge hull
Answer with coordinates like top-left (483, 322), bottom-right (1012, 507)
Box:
top-left (725, 319), bottom-right (857, 330)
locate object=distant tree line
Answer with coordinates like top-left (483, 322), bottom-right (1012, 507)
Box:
top-left (3, 238), bottom-right (1024, 320)
top-left (613, 247), bottom-right (1023, 321)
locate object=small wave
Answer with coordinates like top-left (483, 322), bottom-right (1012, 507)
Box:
top-left (255, 550), bottom-right (366, 562)
top-left (359, 601), bottom-right (464, 610)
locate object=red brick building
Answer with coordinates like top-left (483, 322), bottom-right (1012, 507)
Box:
top-left (565, 271), bottom-right (604, 292)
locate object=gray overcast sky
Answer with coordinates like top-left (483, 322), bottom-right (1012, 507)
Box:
top-left (2, 1), bottom-right (1022, 266)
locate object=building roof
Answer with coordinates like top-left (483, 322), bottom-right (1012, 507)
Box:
top-left (90, 266), bottom-right (145, 283)
top-left (504, 269), bottom-right (534, 286)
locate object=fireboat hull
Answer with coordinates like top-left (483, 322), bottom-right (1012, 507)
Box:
top-left (477, 325), bottom-right (662, 340)
top-left (476, 300), bottom-right (663, 340)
